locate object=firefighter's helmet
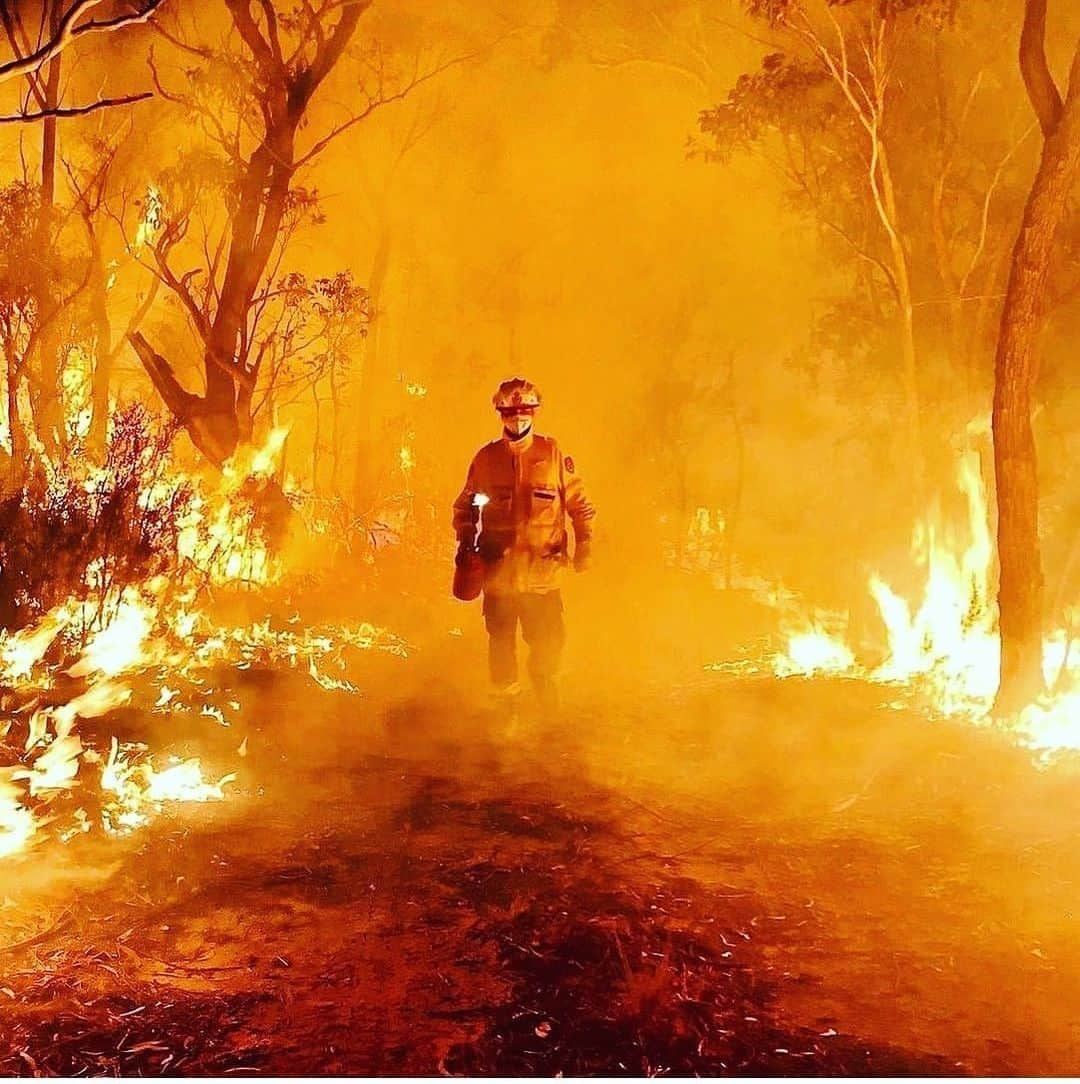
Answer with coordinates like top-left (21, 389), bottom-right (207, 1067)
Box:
top-left (493, 377), bottom-right (541, 412)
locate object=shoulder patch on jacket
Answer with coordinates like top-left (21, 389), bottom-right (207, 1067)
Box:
top-left (564, 456), bottom-right (575, 474)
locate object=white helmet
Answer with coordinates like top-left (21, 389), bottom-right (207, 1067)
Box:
top-left (493, 377), bottom-right (541, 412)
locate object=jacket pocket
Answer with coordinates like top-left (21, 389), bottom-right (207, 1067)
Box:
top-left (530, 488), bottom-right (559, 524)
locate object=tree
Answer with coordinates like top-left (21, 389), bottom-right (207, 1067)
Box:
top-left (63, 130), bottom-right (161, 453)
top-left (248, 269), bottom-right (369, 493)
top-left (0, 178), bottom-right (91, 476)
top-left (702, 0), bottom-right (1029, 503)
top-left (992, 0), bottom-right (1080, 711)
top-left (0, 0), bottom-right (165, 469)
top-left (126, 0), bottom-right (367, 467)
top-left (125, 1), bottom-right (474, 473)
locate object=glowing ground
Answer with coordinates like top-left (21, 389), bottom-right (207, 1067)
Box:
top-left (2, 651), bottom-right (1079, 1076)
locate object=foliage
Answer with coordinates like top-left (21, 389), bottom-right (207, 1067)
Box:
top-left (701, 0), bottom-right (1035, 411)
top-left (746, 0), bottom-right (958, 24)
top-left (249, 268), bottom-right (369, 419)
top-left (0, 405), bottom-right (192, 629)
top-left (698, 54), bottom-right (833, 160)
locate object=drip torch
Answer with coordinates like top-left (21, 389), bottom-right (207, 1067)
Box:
top-left (453, 493), bottom-right (489, 601)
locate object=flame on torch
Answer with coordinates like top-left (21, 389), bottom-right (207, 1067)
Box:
top-left (473, 492), bottom-right (489, 537)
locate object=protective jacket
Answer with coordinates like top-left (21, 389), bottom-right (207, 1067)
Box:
top-left (453, 432), bottom-right (595, 594)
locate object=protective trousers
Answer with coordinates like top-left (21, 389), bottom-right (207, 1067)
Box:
top-left (482, 590), bottom-right (565, 702)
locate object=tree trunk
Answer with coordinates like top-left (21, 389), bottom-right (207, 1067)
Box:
top-left (992, 38), bottom-right (1080, 713)
top-left (876, 144), bottom-right (925, 505)
top-left (31, 24), bottom-right (64, 453)
top-left (3, 343), bottom-right (28, 488)
top-left (352, 225), bottom-right (392, 509)
top-left (86, 228), bottom-right (112, 454)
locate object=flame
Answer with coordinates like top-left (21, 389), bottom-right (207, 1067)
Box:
top-left (100, 738), bottom-right (234, 835)
top-left (769, 437), bottom-right (1080, 758)
top-left (133, 184), bottom-right (163, 251)
top-left (61, 344), bottom-right (95, 443)
top-left (67, 596), bottom-right (157, 680)
top-left (0, 393), bottom-right (406, 862)
top-left (0, 774), bottom-right (37, 859)
top-left (0, 605), bottom-right (71, 681)
top-left (774, 620), bottom-right (855, 677)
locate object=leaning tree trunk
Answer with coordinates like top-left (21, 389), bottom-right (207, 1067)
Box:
top-left (992, 20), bottom-right (1080, 713)
top-left (130, 129), bottom-right (298, 468)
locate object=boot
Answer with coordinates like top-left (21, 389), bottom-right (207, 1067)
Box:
top-left (533, 677), bottom-right (560, 719)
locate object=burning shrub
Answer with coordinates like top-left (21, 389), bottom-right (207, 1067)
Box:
top-left (0, 404), bottom-right (193, 631)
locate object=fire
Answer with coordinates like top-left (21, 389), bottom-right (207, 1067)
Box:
top-left (0, 776), bottom-right (36, 859)
top-left (0, 605), bottom-right (71, 681)
top-left (100, 738), bottom-right (235, 835)
top-left (133, 184), bottom-right (163, 251)
top-left (774, 620), bottom-right (855, 678)
top-left (67, 595), bottom-right (157, 680)
top-left (173, 428), bottom-right (292, 587)
top-left (769, 436), bottom-right (1080, 758)
top-left (0, 410), bottom-right (408, 862)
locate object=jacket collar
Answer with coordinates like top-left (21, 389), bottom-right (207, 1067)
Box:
top-left (502, 428), bottom-right (535, 455)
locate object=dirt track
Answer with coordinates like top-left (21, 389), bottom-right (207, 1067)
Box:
top-left (2, 611), bottom-right (1080, 1075)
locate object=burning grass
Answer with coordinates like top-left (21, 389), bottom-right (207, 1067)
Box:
top-left (735, 431), bottom-right (1080, 760)
top-left (0, 406), bottom-right (409, 864)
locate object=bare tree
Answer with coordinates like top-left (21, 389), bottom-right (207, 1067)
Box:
top-left (992, 0), bottom-right (1080, 711)
top-left (0, 0), bottom-right (163, 460)
top-left (63, 130), bottom-right (160, 452)
top-left (125, 0), bottom-right (483, 472)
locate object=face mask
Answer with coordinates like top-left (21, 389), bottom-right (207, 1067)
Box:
top-left (499, 410), bottom-right (535, 440)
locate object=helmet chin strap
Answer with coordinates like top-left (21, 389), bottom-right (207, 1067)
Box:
top-left (504, 423), bottom-right (532, 442)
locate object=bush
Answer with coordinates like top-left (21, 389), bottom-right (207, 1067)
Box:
top-left (0, 404), bottom-right (193, 630)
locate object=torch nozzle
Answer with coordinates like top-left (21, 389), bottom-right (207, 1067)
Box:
top-left (472, 492), bottom-right (489, 535)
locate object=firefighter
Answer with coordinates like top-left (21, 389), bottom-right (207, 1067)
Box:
top-left (453, 377), bottom-right (595, 714)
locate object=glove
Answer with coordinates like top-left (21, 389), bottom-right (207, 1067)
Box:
top-left (573, 539), bottom-right (592, 573)
top-left (455, 540), bottom-right (474, 567)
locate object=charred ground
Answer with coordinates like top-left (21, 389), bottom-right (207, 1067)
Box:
top-left (2, 606), bottom-right (1079, 1076)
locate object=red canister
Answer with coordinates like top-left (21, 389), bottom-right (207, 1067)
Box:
top-left (452, 549), bottom-right (485, 601)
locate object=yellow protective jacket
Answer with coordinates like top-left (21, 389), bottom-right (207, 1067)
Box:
top-left (453, 432), bottom-right (595, 595)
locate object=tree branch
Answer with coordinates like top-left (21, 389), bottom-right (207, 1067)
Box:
top-left (223, 0), bottom-right (279, 81)
top-left (299, 0), bottom-right (370, 105)
top-left (1019, 0), bottom-right (1063, 135)
top-left (0, 0), bottom-right (167, 87)
top-left (128, 330), bottom-right (199, 420)
top-left (0, 90), bottom-right (152, 123)
top-left (295, 46), bottom-right (479, 169)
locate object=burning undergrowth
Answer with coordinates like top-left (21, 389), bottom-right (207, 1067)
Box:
top-left (0, 406), bottom-right (408, 863)
top-left (711, 429), bottom-right (1080, 763)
